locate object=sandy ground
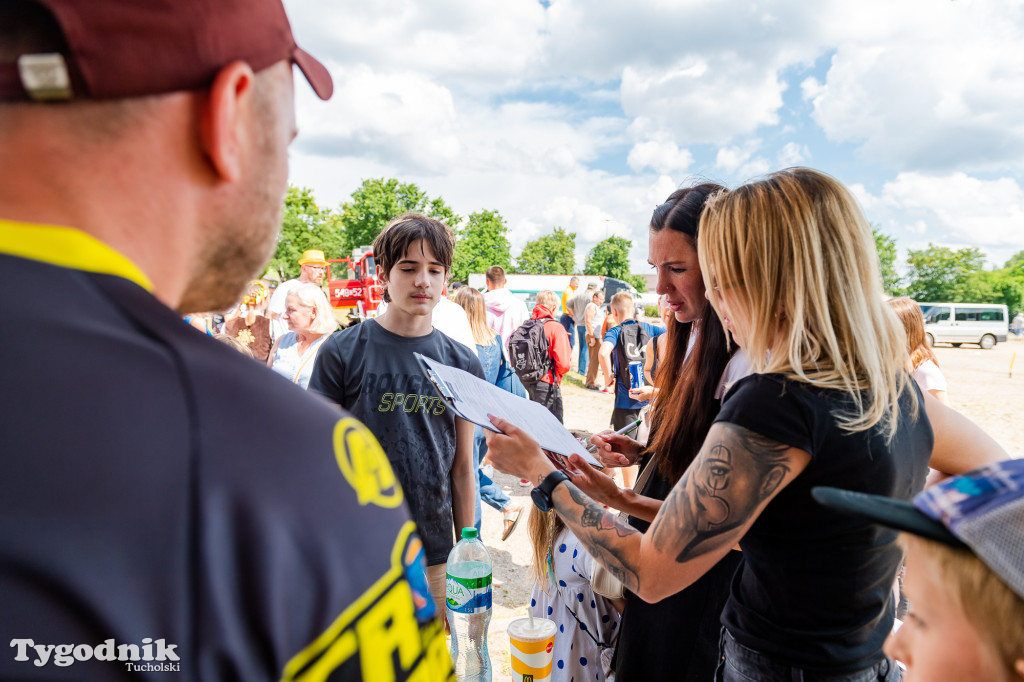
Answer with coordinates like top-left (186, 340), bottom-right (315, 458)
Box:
top-left (474, 335), bottom-right (1024, 680)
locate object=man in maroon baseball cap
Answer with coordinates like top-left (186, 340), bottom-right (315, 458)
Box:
top-left (0, 2), bottom-right (451, 680)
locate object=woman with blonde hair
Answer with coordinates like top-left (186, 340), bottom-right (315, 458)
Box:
top-left (268, 283), bottom-right (335, 389)
top-left (888, 296), bottom-right (950, 404)
top-left (484, 168), bottom-right (1006, 680)
top-left (453, 286), bottom-right (523, 540)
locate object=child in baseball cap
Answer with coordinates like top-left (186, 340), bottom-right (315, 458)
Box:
top-left (813, 460), bottom-right (1024, 682)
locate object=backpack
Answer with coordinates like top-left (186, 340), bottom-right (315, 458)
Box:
top-left (615, 322), bottom-right (650, 388)
top-left (508, 318), bottom-right (552, 383)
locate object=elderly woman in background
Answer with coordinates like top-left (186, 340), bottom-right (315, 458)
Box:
top-left (268, 283), bottom-right (336, 389)
top-left (888, 296), bottom-right (950, 405)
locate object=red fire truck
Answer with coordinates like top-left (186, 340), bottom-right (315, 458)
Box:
top-left (327, 246), bottom-right (384, 321)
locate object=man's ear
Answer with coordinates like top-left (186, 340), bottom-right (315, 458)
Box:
top-left (200, 61), bottom-right (256, 183)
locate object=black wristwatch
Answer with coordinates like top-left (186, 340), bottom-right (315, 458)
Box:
top-left (531, 471), bottom-right (570, 512)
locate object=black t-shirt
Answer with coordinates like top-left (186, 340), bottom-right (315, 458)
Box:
top-left (0, 244), bottom-right (451, 680)
top-left (614, 406), bottom-right (741, 682)
top-left (717, 373), bottom-right (932, 672)
top-left (309, 319), bottom-right (484, 566)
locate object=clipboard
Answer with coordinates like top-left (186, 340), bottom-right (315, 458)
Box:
top-left (415, 352), bottom-right (604, 469)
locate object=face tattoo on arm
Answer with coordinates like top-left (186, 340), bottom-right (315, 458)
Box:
top-left (561, 482), bottom-right (643, 594)
top-left (652, 422), bottom-right (795, 564)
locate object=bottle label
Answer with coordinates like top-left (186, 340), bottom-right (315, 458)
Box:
top-left (446, 572), bottom-right (492, 614)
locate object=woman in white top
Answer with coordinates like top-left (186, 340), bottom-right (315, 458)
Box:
top-left (888, 296), bottom-right (950, 405)
top-left (268, 283), bottom-right (335, 389)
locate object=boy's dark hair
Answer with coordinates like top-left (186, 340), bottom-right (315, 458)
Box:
top-left (485, 265), bottom-right (506, 285)
top-left (373, 212), bottom-right (455, 303)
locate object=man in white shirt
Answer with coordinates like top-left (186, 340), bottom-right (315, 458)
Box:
top-left (483, 265), bottom-right (528, 349)
top-left (266, 249), bottom-right (328, 339)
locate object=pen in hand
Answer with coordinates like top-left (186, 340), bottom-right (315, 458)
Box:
top-left (587, 418), bottom-right (643, 453)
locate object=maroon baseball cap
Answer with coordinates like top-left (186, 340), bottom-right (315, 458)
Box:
top-left (0, 0), bottom-right (332, 101)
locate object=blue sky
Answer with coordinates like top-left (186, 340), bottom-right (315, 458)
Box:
top-left (283, 0), bottom-right (1024, 274)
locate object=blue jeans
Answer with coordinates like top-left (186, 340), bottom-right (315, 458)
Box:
top-left (715, 629), bottom-right (902, 682)
top-left (473, 426), bottom-right (511, 531)
top-left (576, 325), bottom-right (589, 374)
top-left (559, 313), bottom-right (575, 350)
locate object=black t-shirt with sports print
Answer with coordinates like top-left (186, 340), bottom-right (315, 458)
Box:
top-left (309, 319), bottom-right (485, 566)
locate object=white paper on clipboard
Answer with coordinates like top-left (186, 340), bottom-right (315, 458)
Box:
top-left (415, 353), bottom-right (604, 469)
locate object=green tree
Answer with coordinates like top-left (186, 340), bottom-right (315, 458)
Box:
top-left (339, 178), bottom-right (459, 255)
top-left (623, 274), bottom-right (648, 293)
top-left (1005, 250), bottom-right (1024, 272)
top-left (872, 227), bottom-right (902, 295)
top-left (450, 210), bottom-right (512, 283)
top-left (515, 228), bottom-right (576, 274)
top-left (904, 244), bottom-right (986, 302)
top-left (584, 236), bottom-right (632, 279)
top-left (266, 186), bottom-right (345, 281)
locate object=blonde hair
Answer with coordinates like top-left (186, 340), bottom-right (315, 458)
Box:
top-left (610, 291), bottom-right (634, 318)
top-left (528, 507), bottom-right (565, 588)
top-left (454, 287), bottom-right (496, 346)
top-left (287, 283), bottom-right (337, 335)
top-left (699, 167), bottom-right (915, 438)
top-left (888, 296), bottom-right (939, 371)
top-left (213, 333), bottom-right (255, 359)
top-left (903, 534), bottom-right (1024, 675)
top-left (536, 289), bottom-right (559, 309)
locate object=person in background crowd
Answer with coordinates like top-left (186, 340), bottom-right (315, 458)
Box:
top-left (888, 296), bottom-right (950, 405)
top-left (454, 286), bottom-right (523, 541)
top-left (570, 282), bottom-right (599, 377)
top-left (0, 0), bottom-right (448, 678)
top-left (1012, 311), bottom-right (1023, 337)
top-left (814, 459), bottom-right (1024, 682)
top-left (432, 287), bottom-right (479, 355)
top-left (584, 289), bottom-right (607, 390)
top-left (519, 289), bottom-right (572, 422)
top-left (267, 249), bottom-right (328, 340)
top-left (598, 292), bottom-right (666, 430)
top-left (309, 213), bottom-right (482, 620)
top-left (486, 167), bottom-right (1006, 682)
top-left (484, 265), bottom-right (529, 351)
top-left (560, 275), bottom-right (580, 354)
top-left (225, 280), bottom-right (274, 362)
top-left (214, 332), bottom-right (256, 359)
top-left (268, 282), bottom-right (335, 388)
top-left (183, 311), bottom-right (215, 335)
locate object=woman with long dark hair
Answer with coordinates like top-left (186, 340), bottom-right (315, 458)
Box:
top-left (566, 183), bottom-right (749, 680)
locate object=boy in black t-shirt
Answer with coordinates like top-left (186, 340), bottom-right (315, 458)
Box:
top-left (309, 213), bottom-right (482, 620)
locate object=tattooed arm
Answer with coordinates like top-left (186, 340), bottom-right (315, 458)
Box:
top-left (484, 415), bottom-right (810, 603)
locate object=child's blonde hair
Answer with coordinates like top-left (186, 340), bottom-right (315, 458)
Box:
top-left (904, 534), bottom-right (1024, 675)
top-left (536, 289), bottom-right (559, 309)
top-left (528, 506), bottom-right (565, 589)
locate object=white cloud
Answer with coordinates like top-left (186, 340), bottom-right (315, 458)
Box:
top-left (714, 142), bottom-right (770, 179)
top-left (805, 0), bottom-right (1024, 172)
top-left (627, 140), bottom-right (694, 174)
top-left (881, 172), bottom-right (1024, 264)
top-left (778, 142), bottom-right (810, 167)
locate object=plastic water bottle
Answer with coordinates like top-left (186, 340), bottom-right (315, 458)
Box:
top-left (447, 527), bottom-right (492, 681)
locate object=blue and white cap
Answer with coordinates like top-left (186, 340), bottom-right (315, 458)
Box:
top-left (812, 459), bottom-right (1024, 601)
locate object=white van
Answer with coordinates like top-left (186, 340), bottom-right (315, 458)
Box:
top-left (918, 302), bottom-right (1009, 349)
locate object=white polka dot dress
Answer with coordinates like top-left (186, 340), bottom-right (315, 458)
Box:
top-left (530, 528), bottom-right (621, 681)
